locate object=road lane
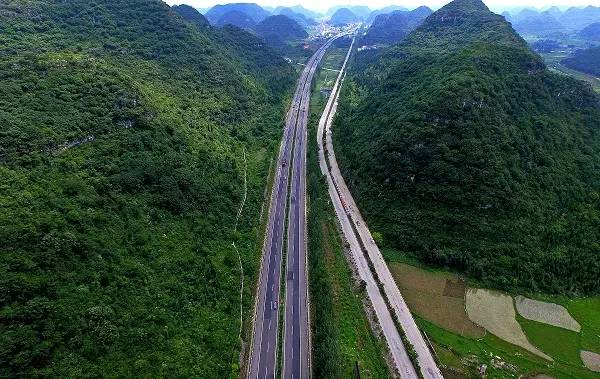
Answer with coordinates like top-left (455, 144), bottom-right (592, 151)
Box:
top-left (316, 34), bottom-right (443, 379)
top-left (248, 35), bottom-right (342, 379)
top-left (283, 36), bottom-right (343, 379)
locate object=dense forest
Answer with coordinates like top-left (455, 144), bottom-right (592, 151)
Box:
top-left (562, 45), bottom-right (600, 76)
top-left (362, 6), bottom-right (432, 45)
top-left (334, 0), bottom-right (600, 295)
top-left (0, 0), bottom-right (294, 376)
top-left (254, 15), bottom-right (308, 49)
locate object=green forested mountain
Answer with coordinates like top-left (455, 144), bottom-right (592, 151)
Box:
top-left (329, 8), bottom-right (359, 26)
top-left (205, 2), bottom-right (270, 25)
top-left (563, 46), bottom-right (600, 76)
top-left (334, 0), bottom-right (600, 295)
top-left (0, 0), bottom-right (294, 377)
top-left (578, 22), bottom-right (600, 41)
top-left (272, 7), bottom-right (315, 28)
top-left (254, 15), bottom-right (308, 49)
top-left (216, 10), bottom-right (257, 29)
top-left (172, 4), bottom-right (209, 28)
top-left (362, 6), bottom-right (432, 45)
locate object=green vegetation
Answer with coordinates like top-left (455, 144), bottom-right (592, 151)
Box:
top-left (172, 4), bottom-right (209, 28)
top-left (567, 298), bottom-right (600, 354)
top-left (333, 0), bottom-right (600, 296)
top-left (517, 316), bottom-right (582, 366)
top-left (307, 46), bottom-right (390, 378)
top-left (254, 15), bottom-right (307, 49)
top-left (563, 45), bottom-right (600, 78)
top-left (362, 7), bottom-right (432, 46)
top-left (0, 0), bottom-right (295, 377)
top-left (540, 52), bottom-right (600, 92)
top-left (418, 316), bottom-right (600, 379)
top-left (383, 250), bottom-right (600, 377)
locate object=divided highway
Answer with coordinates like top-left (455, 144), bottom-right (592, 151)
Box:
top-left (317, 35), bottom-right (444, 379)
top-left (247, 34), bottom-right (343, 379)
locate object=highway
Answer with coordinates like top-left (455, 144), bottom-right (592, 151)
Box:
top-left (316, 35), bottom-right (444, 379)
top-left (247, 34), bottom-right (343, 379)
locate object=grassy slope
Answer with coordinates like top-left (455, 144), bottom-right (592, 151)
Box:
top-left (308, 45), bottom-right (390, 378)
top-left (0, 0), bottom-right (294, 377)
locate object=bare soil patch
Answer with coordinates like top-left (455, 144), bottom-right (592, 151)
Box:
top-left (389, 263), bottom-right (485, 338)
top-left (581, 350), bottom-right (600, 372)
top-left (515, 296), bottom-right (581, 332)
top-left (465, 289), bottom-right (552, 361)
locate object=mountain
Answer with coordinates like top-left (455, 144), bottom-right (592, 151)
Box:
top-left (0, 0), bottom-right (294, 376)
top-left (205, 3), bottom-right (270, 25)
top-left (172, 4), bottom-right (209, 27)
top-left (368, 5), bottom-right (409, 22)
top-left (346, 5), bottom-right (371, 20)
top-left (333, 0), bottom-right (600, 295)
top-left (362, 6), bottom-right (433, 45)
top-left (512, 8), bottom-right (540, 23)
top-left (254, 15), bottom-right (308, 48)
top-left (513, 11), bottom-right (565, 37)
top-left (215, 10), bottom-right (257, 29)
top-left (562, 46), bottom-right (600, 76)
top-left (329, 8), bottom-right (359, 26)
top-left (273, 6), bottom-right (315, 27)
top-left (578, 21), bottom-right (600, 41)
top-left (327, 5), bottom-right (370, 19)
top-left (559, 6), bottom-right (600, 31)
top-left (545, 6), bottom-right (563, 18)
top-left (274, 4), bottom-right (320, 19)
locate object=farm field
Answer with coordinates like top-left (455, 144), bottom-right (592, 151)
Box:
top-left (388, 262), bottom-right (484, 338)
top-left (540, 52), bottom-right (600, 92)
top-left (515, 296), bottom-right (580, 332)
top-left (384, 250), bottom-right (600, 378)
top-left (466, 289), bottom-right (551, 360)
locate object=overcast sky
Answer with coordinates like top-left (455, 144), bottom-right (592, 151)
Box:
top-left (165, 0), bottom-right (599, 13)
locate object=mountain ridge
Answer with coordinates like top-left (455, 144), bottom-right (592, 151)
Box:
top-left (333, 0), bottom-right (600, 295)
top-left (0, 0), bottom-right (294, 376)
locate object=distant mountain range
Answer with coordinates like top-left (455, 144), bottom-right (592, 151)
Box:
top-left (204, 3), bottom-right (271, 25)
top-left (512, 11), bottom-right (564, 36)
top-left (362, 6), bottom-right (433, 45)
top-left (367, 5), bottom-right (409, 23)
top-left (215, 9), bottom-right (257, 29)
top-left (254, 14), bottom-right (308, 48)
top-left (579, 22), bottom-right (600, 41)
top-left (326, 5), bottom-right (371, 19)
top-left (503, 5), bottom-right (600, 36)
top-left (329, 8), bottom-right (360, 26)
top-left (273, 6), bottom-right (316, 28)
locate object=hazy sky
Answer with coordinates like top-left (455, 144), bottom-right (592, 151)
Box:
top-left (165, 0), bottom-right (599, 13)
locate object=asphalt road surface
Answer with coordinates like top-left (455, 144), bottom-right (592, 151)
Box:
top-left (247, 35), bottom-right (343, 379)
top-left (317, 35), bottom-right (444, 379)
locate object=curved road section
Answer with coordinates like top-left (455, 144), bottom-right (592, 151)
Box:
top-left (247, 35), bottom-right (343, 379)
top-left (317, 36), bottom-right (444, 379)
